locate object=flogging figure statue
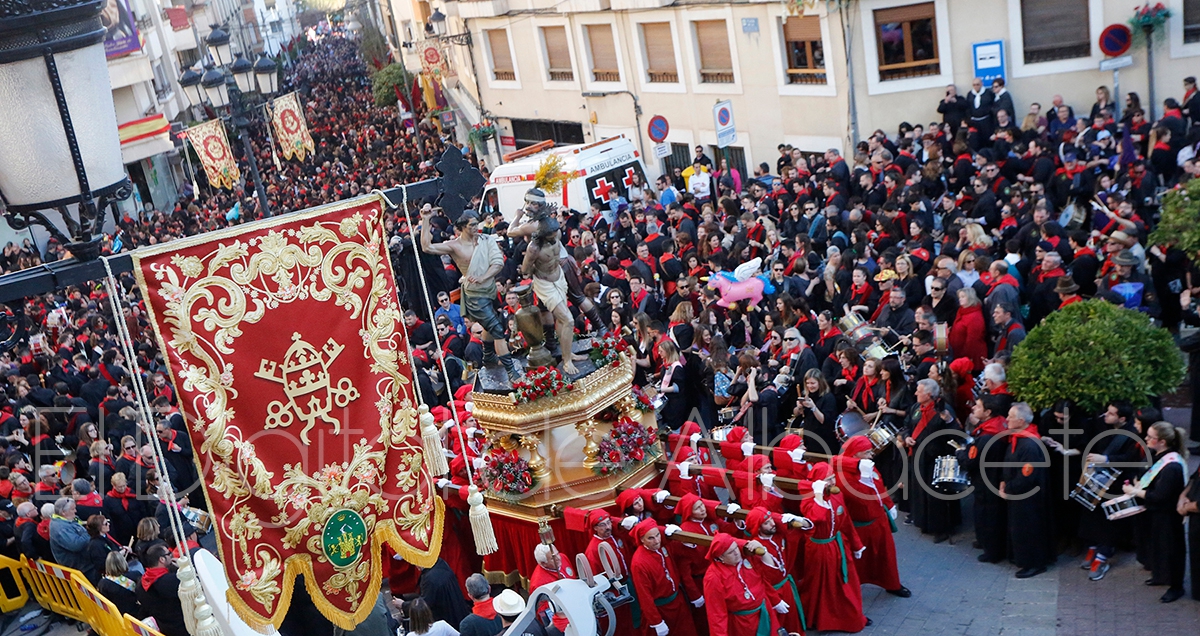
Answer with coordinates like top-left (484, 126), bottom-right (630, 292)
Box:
top-left (508, 187), bottom-right (590, 375)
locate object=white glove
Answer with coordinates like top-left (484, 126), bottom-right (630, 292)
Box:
top-left (654, 490), bottom-right (671, 504)
top-left (651, 622), bottom-right (669, 636)
top-left (677, 461), bottom-right (692, 479)
top-left (436, 478), bottom-right (451, 489)
top-left (690, 432), bottom-right (701, 444)
top-left (691, 596), bottom-right (705, 608)
top-left (813, 480), bottom-right (827, 497)
top-left (464, 427), bottom-right (477, 438)
top-left (787, 448), bottom-right (805, 463)
top-left (621, 515), bottom-right (638, 530)
top-left (854, 547), bottom-right (866, 559)
top-left (888, 506), bottom-right (898, 520)
top-left (780, 513), bottom-right (798, 525)
top-left (724, 503), bottom-right (740, 515)
top-left (439, 421), bottom-right (454, 432)
top-left (471, 456), bottom-right (485, 471)
top-left (664, 524), bottom-right (681, 537)
top-left (741, 441), bottom-right (756, 457)
top-left (774, 601), bottom-right (789, 614)
top-left (759, 473), bottom-right (775, 488)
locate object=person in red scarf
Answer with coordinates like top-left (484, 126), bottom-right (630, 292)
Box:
top-left (901, 379), bottom-right (961, 543)
top-left (991, 303), bottom-right (1025, 360)
top-left (701, 532), bottom-right (788, 636)
top-left (846, 267), bottom-right (878, 316)
top-left (137, 544), bottom-right (187, 636)
top-left (1054, 276), bottom-right (1082, 309)
top-left (956, 393), bottom-right (1013, 564)
top-left (831, 436), bottom-right (910, 597)
top-left (742, 507), bottom-right (808, 634)
top-left (100, 472), bottom-right (144, 546)
top-left (529, 543), bottom-right (575, 633)
top-left (950, 287), bottom-right (989, 373)
top-left (1027, 249), bottom-right (1067, 328)
top-left (1000, 402), bottom-right (1052, 578)
top-left (798, 462), bottom-right (869, 633)
top-left (631, 519), bottom-right (701, 636)
top-left (848, 357), bottom-right (882, 415)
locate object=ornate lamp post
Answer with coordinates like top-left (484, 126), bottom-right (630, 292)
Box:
top-left (0, 0), bottom-right (134, 261)
top-left (178, 26), bottom-right (279, 217)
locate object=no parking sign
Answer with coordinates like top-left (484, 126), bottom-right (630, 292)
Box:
top-left (714, 100), bottom-right (736, 148)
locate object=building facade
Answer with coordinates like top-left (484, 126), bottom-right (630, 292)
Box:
top-left (382, 0), bottom-right (1200, 180)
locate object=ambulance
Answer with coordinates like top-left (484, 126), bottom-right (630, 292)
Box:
top-left (480, 135), bottom-right (649, 223)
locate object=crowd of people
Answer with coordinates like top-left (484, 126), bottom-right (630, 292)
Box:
top-left (2, 22), bottom-right (1200, 636)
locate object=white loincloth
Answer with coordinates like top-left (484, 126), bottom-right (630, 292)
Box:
top-left (531, 269), bottom-right (568, 312)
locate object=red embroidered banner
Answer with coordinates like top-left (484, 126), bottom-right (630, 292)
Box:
top-left (270, 91), bottom-right (316, 162)
top-left (186, 119), bottom-right (240, 190)
top-left (132, 195), bottom-right (442, 630)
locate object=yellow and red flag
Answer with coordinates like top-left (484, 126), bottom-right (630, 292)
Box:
top-left (186, 119), bottom-right (240, 190)
top-left (132, 194), bottom-right (442, 630)
top-left (270, 91), bottom-right (316, 162)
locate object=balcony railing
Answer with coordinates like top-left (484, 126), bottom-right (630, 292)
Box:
top-left (548, 69), bottom-right (574, 82)
top-left (700, 69), bottom-right (734, 84)
top-left (592, 69), bottom-right (620, 82)
top-left (648, 70), bottom-right (678, 83)
top-left (786, 68), bottom-right (827, 85)
top-left (494, 70), bottom-right (516, 81)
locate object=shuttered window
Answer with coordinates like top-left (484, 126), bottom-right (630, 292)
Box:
top-left (694, 20), bottom-right (733, 84)
top-left (486, 29), bottom-right (515, 81)
top-left (642, 22), bottom-right (677, 83)
top-left (542, 27), bottom-right (573, 81)
top-left (1020, 0), bottom-right (1090, 63)
top-left (1186, 0), bottom-right (1200, 43)
top-left (783, 16), bottom-right (825, 85)
top-left (873, 3), bottom-right (939, 81)
top-left (587, 24), bottom-right (620, 82)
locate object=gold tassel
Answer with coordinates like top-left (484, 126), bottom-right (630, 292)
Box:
top-left (419, 404), bottom-right (449, 476)
top-left (467, 484), bottom-right (498, 555)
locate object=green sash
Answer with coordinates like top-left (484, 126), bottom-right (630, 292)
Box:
top-left (654, 590), bottom-right (679, 606)
top-left (731, 601), bottom-right (772, 636)
top-left (627, 575), bottom-right (643, 628)
top-left (773, 574), bottom-right (806, 630)
top-left (853, 519), bottom-right (873, 527)
top-left (889, 514), bottom-right (899, 533)
top-left (810, 531), bottom-right (849, 583)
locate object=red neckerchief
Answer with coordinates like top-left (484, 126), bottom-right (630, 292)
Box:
top-left (1060, 295), bottom-right (1083, 308)
top-left (988, 274), bottom-right (1019, 294)
top-left (142, 566), bottom-right (169, 590)
top-left (15, 517), bottom-right (34, 529)
top-left (1186, 87), bottom-right (1197, 104)
top-left (825, 192), bottom-right (838, 207)
top-left (1164, 108), bottom-right (1184, 119)
top-left (1000, 217), bottom-right (1018, 230)
top-left (991, 178), bottom-right (1007, 194)
top-left (817, 327), bottom-right (842, 347)
top-left (955, 153), bottom-right (973, 164)
top-left (108, 487), bottom-right (137, 510)
top-left (747, 224), bottom-right (765, 242)
top-left (870, 290), bottom-right (892, 322)
top-left (1009, 423), bottom-right (1041, 452)
top-left (1154, 141), bottom-right (1172, 152)
top-left (608, 268), bottom-right (627, 280)
top-left (638, 256), bottom-right (657, 274)
top-left (1036, 266), bottom-right (1065, 283)
top-left (794, 311), bottom-right (811, 325)
top-left (77, 492), bottom-right (102, 508)
top-left (841, 364), bottom-right (859, 383)
top-left (911, 401), bottom-right (939, 448)
top-left (37, 519), bottom-right (50, 540)
top-left (98, 364), bottom-right (118, 386)
top-left (30, 434), bottom-right (49, 446)
top-left (849, 283), bottom-right (872, 306)
top-left (1056, 163), bottom-right (1085, 179)
top-left (996, 321), bottom-right (1021, 353)
top-left (851, 376), bottom-right (878, 410)
top-left (1075, 247), bottom-right (1096, 259)
top-left (469, 335), bottom-right (483, 346)
top-left (441, 334), bottom-right (459, 355)
top-left (974, 415), bottom-right (1007, 437)
top-left (120, 451), bottom-right (138, 463)
top-left (786, 251), bottom-right (806, 273)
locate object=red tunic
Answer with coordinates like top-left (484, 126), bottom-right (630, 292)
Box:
top-left (799, 491), bottom-right (867, 633)
top-left (748, 521), bottom-right (806, 635)
top-left (677, 502), bottom-right (740, 595)
top-left (632, 545), bottom-right (699, 633)
top-left (585, 534), bottom-right (641, 635)
top-left (830, 455), bottom-right (902, 591)
top-left (703, 557), bottom-right (784, 636)
top-left (529, 563), bottom-right (574, 632)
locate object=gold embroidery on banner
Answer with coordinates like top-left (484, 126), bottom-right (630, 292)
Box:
top-left (255, 333), bottom-right (360, 444)
top-left (133, 197), bottom-right (435, 628)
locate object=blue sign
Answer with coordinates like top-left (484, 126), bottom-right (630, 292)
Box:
top-left (972, 40), bottom-right (1005, 84)
top-left (713, 100), bottom-right (736, 148)
top-left (742, 18), bottom-right (759, 34)
top-left (647, 115), bottom-right (669, 143)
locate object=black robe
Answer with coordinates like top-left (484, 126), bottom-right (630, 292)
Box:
top-left (957, 425), bottom-right (1007, 561)
top-left (903, 401), bottom-right (961, 535)
top-left (1138, 455), bottom-right (1186, 589)
top-left (1003, 434), bottom-right (1052, 569)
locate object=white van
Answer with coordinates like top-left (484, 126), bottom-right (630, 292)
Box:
top-left (480, 136), bottom-right (649, 222)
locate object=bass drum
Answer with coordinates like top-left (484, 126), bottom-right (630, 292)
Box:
top-left (836, 411), bottom-right (868, 442)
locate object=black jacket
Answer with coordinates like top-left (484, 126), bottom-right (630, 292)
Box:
top-left (419, 559), bottom-right (471, 628)
top-left (137, 569), bottom-right (187, 636)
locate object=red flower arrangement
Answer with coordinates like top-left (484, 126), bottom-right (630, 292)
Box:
top-left (591, 416), bottom-right (656, 476)
top-left (480, 448), bottom-right (536, 497)
top-left (630, 386), bottom-right (655, 412)
top-left (589, 332), bottom-right (629, 368)
top-left (511, 365), bottom-right (574, 404)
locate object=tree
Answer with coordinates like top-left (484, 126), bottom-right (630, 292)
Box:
top-left (371, 63), bottom-right (413, 108)
top-left (359, 21), bottom-right (389, 68)
top-left (1008, 299), bottom-right (1183, 411)
top-left (1149, 178), bottom-right (1200, 262)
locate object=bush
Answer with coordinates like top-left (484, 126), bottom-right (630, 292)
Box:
top-left (371, 63), bottom-right (413, 108)
top-left (1149, 178), bottom-right (1200, 262)
top-left (1008, 299), bottom-right (1183, 411)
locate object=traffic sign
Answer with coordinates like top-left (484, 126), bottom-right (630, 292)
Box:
top-left (1099, 55), bottom-right (1133, 71)
top-left (654, 143), bottom-right (671, 159)
top-left (714, 100), bottom-right (736, 148)
top-left (1099, 24), bottom-right (1132, 57)
top-left (648, 115), bottom-right (669, 143)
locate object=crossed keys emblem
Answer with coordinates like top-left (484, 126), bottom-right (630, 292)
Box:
top-left (255, 333), bottom-right (360, 444)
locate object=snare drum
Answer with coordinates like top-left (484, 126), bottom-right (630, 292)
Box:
top-left (183, 506), bottom-right (212, 533)
top-left (933, 455), bottom-right (970, 492)
top-left (933, 323), bottom-right (949, 354)
top-left (1069, 466), bottom-right (1120, 511)
top-left (709, 425), bottom-right (735, 442)
top-left (1102, 493), bottom-right (1146, 520)
top-left (836, 411), bottom-right (868, 441)
top-left (28, 333), bottom-right (50, 357)
top-left (862, 342), bottom-right (892, 361)
top-left (866, 422), bottom-right (898, 452)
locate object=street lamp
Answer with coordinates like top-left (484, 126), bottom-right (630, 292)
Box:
top-left (178, 28), bottom-right (280, 217)
top-left (429, 9), bottom-right (447, 37)
top-left (0, 0), bottom-right (133, 261)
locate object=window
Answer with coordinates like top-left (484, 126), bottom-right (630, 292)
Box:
top-left (586, 24), bottom-right (620, 82)
top-left (510, 119), bottom-right (585, 149)
top-left (709, 145), bottom-right (747, 180)
top-left (486, 29), bottom-right (515, 81)
top-left (1020, 0), bottom-right (1089, 63)
top-left (665, 143), bottom-right (692, 174)
top-left (783, 16), bottom-right (825, 85)
top-left (641, 23), bottom-right (678, 83)
top-left (541, 27), bottom-right (573, 82)
top-left (694, 20), bottom-right (734, 84)
top-left (1186, 0), bottom-right (1200, 44)
top-left (873, 3), bottom-right (939, 81)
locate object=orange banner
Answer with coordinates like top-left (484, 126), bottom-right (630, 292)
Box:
top-left (270, 91), bottom-right (315, 162)
top-left (131, 195), bottom-right (442, 630)
top-left (186, 119), bottom-right (240, 190)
